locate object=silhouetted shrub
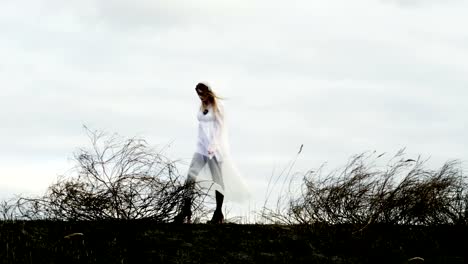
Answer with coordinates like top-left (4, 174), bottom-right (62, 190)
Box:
top-left (264, 149), bottom-right (468, 226)
top-left (2, 127), bottom-right (208, 222)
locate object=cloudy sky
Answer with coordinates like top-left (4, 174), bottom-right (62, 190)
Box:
top-left (1, 0), bottom-right (467, 218)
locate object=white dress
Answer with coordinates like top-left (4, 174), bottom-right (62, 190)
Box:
top-left (195, 104), bottom-right (224, 161)
top-left (190, 102), bottom-right (250, 203)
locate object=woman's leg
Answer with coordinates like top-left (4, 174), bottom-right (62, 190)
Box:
top-left (175, 153), bottom-right (207, 223)
top-left (207, 156), bottom-right (224, 188)
top-left (208, 157), bottom-right (224, 223)
top-left (215, 191), bottom-right (224, 214)
top-left (187, 153), bottom-right (209, 182)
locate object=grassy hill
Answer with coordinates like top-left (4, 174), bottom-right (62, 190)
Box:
top-left (0, 220), bottom-right (466, 263)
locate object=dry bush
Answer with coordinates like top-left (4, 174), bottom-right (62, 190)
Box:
top-left (264, 149), bottom-right (468, 226)
top-left (2, 127), bottom-right (208, 222)
top-left (0, 198), bottom-right (18, 221)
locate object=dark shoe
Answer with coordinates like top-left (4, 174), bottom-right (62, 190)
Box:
top-left (173, 212), bottom-right (192, 224)
top-left (173, 197), bottom-right (193, 224)
top-left (173, 208), bottom-right (192, 224)
top-left (208, 210), bottom-right (224, 224)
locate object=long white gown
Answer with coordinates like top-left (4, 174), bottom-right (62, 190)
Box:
top-left (190, 102), bottom-right (250, 203)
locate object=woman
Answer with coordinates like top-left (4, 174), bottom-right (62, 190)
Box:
top-left (174, 82), bottom-right (248, 224)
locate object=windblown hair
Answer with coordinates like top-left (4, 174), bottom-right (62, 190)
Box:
top-left (196, 82), bottom-right (223, 114)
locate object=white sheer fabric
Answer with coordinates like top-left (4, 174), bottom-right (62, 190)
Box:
top-left (190, 102), bottom-right (250, 203)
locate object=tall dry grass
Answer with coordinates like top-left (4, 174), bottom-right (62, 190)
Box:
top-left (262, 148), bottom-right (468, 226)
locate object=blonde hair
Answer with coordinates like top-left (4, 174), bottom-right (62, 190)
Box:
top-left (196, 82), bottom-right (223, 114)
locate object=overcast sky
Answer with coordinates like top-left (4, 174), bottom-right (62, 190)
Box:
top-left (1, 0), bottom-right (467, 218)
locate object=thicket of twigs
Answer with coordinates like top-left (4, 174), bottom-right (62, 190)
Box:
top-left (2, 128), bottom-right (467, 227)
top-left (262, 149), bottom-right (468, 226)
top-left (0, 127), bottom-right (208, 222)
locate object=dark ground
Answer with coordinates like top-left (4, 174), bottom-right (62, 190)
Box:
top-left (0, 220), bottom-right (466, 263)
